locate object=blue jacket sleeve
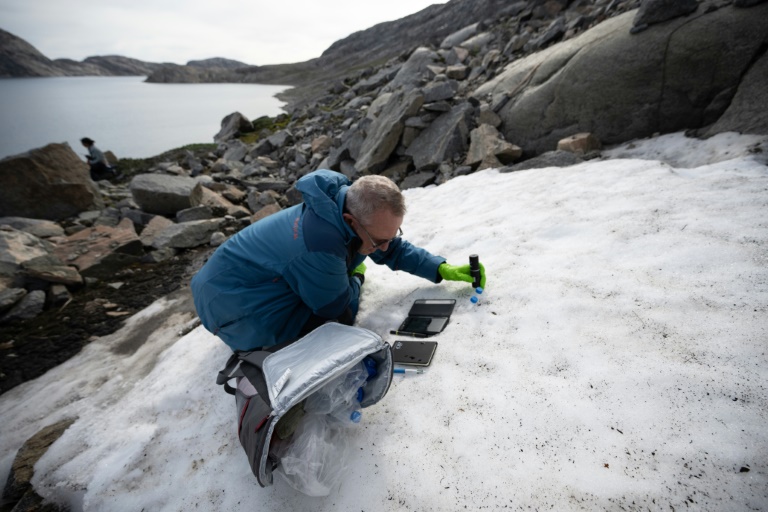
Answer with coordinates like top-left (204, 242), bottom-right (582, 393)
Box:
top-left (368, 238), bottom-right (445, 282)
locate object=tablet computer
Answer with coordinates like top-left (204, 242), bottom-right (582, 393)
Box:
top-left (396, 299), bottom-right (456, 336)
top-left (392, 340), bottom-right (438, 366)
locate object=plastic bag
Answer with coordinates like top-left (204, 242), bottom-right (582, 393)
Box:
top-left (304, 361), bottom-right (368, 415)
top-left (272, 362), bottom-right (372, 495)
top-left (274, 414), bottom-right (351, 496)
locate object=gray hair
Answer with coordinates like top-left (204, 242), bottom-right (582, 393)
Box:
top-left (346, 175), bottom-right (406, 223)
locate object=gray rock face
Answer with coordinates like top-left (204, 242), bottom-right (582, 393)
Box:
top-left (632, 0), bottom-right (698, 30)
top-left (130, 174), bottom-right (203, 216)
top-left (1, 290), bottom-right (45, 322)
top-left (0, 217), bottom-right (65, 238)
top-left (356, 90), bottom-right (425, 173)
top-left (406, 103), bottom-right (474, 170)
top-left (0, 143), bottom-right (104, 220)
top-left (150, 219), bottom-right (224, 249)
top-left (440, 23), bottom-right (481, 49)
top-left (474, 4), bottom-right (768, 155)
top-left (705, 51), bottom-right (768, 136)
top-left (388, 48), bottom-right (440, 91)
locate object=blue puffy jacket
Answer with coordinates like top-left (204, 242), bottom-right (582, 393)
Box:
top-left (191, 170), bottom-right (445, 351)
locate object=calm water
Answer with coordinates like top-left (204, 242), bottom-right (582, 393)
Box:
top-left (0, 76), bottom-right (289, 160)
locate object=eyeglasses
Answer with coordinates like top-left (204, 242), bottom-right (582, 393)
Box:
top-left (353, 217), bottom-right (403, 250)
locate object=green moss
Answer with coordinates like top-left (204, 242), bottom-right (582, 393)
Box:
top-left (237, 114), bottom-right (292, 143)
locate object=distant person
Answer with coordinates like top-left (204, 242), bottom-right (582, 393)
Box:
top-left (80, 137), bottom-right (118, 181)
top-left (191, 169), bottom-right (486, 352)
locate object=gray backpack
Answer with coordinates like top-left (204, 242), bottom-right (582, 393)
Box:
top-left (216, 323), bottom-right (393, 488)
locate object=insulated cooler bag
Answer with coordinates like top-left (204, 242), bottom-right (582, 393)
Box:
top-left (216, 322), bottom-right (393, 487)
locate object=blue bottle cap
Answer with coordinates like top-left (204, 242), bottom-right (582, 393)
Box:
top-left (476, 287), bottom-right (484, 294)
top-left (470, 296), bottom-right (478, 304)
top-left (350, 410), bottom-right (362, 423)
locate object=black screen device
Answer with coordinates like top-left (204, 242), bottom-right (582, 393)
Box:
top-left (392, 340), bottom-right (438, 366)
top-left (396, 298), bottom-right (456, 336)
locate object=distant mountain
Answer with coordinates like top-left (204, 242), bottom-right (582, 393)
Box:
top-left (0, 28), bottom-right (169, 77)
top-left (187, 57), bottom-right (249, 69)
top-left (0, 27), bottom-right (64, 76)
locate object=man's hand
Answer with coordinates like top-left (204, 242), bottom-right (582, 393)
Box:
top-left (352, 262), bottom-right (366, 285)
top-left (439, 262), bottom-right (486, 288)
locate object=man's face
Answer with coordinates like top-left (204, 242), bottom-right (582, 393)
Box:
top-left (345, 209), bottom-right (403, 255)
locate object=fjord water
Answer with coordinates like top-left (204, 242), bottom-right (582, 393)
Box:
top-left (0, 76), bottom-right (288, 160)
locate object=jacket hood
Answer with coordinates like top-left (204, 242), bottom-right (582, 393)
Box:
top-left (296, 169), bottom-right (352, 235)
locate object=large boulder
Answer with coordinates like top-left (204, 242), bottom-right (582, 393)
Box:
top-left (405, 102), bottom-right (474, 171)
top-left (214, 112), bottom-right (253, 143)
top-left (129, 174), bottom-right (203, 216)
top-left (355, 89), bottom-right (425, 174)
top-left (52, 218), bottom-right (143, 279)
top-left (705, 51), bottom-right (768, 136)
top-left (0, 143), bottom-right (104, 220)
top-left (473, 2), bottom-right (768, 155)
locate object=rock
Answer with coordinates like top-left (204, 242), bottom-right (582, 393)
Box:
top-left (355, 89), bottom-right (425, 173)
top-left (222, 140), bottom-right (249, 162)
top-left (266, 130), bottom-right (294, 150)
top-left (209, 232), bottom-right (227, 247)
top-left (405, 102), bottom-right (474, 171)
top-left (0, 143), bottom-right (104, 221)
top-left (246, 190), bottom-right (277, 214)
top-left (477, 104), bottom-right (502, 127)
top-left (129, 174), bottom-right (203, 216)
top-left (22, 255), bottom-right (83, 286)
top-left (52, 218), bottom-right (144, 279)
top-left (47, 284), bottom-right (71, 308)
top-left (400, 171), bottom-right (437, 190)
top-left (526, 17), bottom-right (566, 51)
top-left (353, 65), bottom-right (401, 94)
top-left (1, 289), bottom-right (45, 322)
top-left (176, 205), bottom-right (214, 222)
top-left (311, 135), bottom-right (333, 154)
top-left (460, 32), bottom-right (494, 52)
top-left (423, 80), bottom-right (460, 103)
top-left (500, 150), bottom-right (584, 172)
top-left (0, 227), bottom-right (53, 279)
top-left (2, 418), bottom-right (76, 507)
top-left (139, 215), bottom-right (175, 247)
top-left (705, 51), bottom-right (768, 136)
top-left (445, 65), bottom-right (470, 81)
top-left (475, 4), bottom-right (768, 155)
top-left (150, 219), bottom-right (224, 249)
top-left (380, 161), bottom-right (412, 184)
top-left (0, 217), bottom-right (64, 238)
top-left (466, 124), bottom-right (523, 168)
top-left (0, 288), bottom-right (26, 313)
top-left (251, 203), bottom-right (282, 223)
top-left (440, 22), bottom-right (480, 49)
top-left (214, 112), bottom-right (253, 142)
top-left (388, 47), bottom-right (440, 91)
top-left (194, 187), bottom-right (249, 218)
top-left (632, 0), bottom-right (698, 31)
top-left (734, 0), bottom-right (768, 5)
top-left (557, 132), bottom-right (602, 154)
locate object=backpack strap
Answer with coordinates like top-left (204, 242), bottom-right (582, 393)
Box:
top-left (216, 350), bottom-right (271, 404)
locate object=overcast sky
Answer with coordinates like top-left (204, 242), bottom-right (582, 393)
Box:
top-left (0, 0), bottom-right (443, 65)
